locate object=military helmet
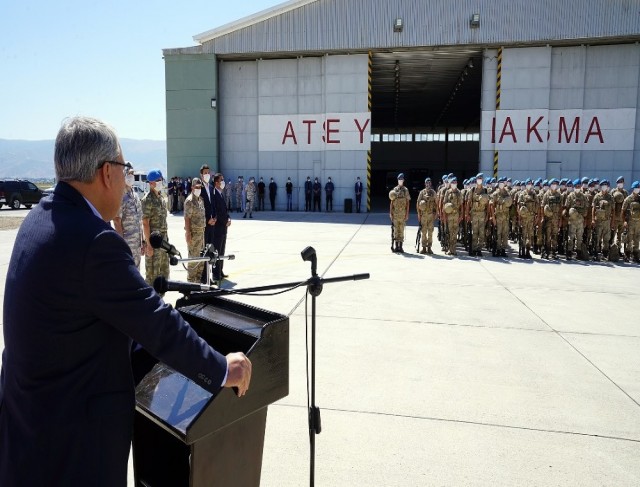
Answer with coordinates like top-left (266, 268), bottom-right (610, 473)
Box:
top-left (389, 190), bottom-right (397, 201)
top-left (444, 202), bottom-right (454, 214)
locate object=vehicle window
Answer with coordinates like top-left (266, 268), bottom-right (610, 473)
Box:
top-left (28, 183), bottom-right (38, 191)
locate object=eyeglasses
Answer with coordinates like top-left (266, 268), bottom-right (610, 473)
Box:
top-left (100, 160), bottom-right (133, 175)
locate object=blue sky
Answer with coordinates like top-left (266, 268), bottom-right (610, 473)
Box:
top-left (0, 0), bottom-right (283, 141)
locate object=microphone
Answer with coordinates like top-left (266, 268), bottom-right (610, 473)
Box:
top-left (149, 231), bottom-right (180, 257)
top-left (153, 276), bottom-right (214, 294)
top-left (202, 244), bottom-right (236, 261)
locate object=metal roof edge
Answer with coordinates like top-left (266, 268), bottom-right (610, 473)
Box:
top-left (193, 0), bottom-right (319, 44)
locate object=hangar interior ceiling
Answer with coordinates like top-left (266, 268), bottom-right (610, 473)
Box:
top-left (371, 48), bottom-right (483, 131)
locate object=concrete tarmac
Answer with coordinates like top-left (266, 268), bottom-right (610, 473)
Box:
top-left (0, 206), bottom-right (639, 486)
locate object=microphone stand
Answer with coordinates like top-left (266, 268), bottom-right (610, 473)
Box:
top-left (175, 247), bottom-right (369, 487)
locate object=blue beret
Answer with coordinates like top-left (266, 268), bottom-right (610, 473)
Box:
top-left (476, 173), bottom-right (484, 179)
top-left (581, 177), bottom-right (589, 184)
top-left (573, 178), bottom-right (581, 186)
top-left (549, 178), bottom-right (559, 185)
top-left (600, 179), bottom-right (610, 186)
top-left (147, 169), bottom-right (163, 182)
top-left (616, 176), bottom-right (624, 183)
top-left (397, 173), bottom-right (405, 180)
top-left (631, 181), bottom-right (639, 189)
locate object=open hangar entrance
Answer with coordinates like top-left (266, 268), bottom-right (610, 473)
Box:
top-left (369, 48), bottom-right (483, 208)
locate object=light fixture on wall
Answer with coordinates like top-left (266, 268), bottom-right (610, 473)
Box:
top-left (393, 18), bottom-right (403, 32)
top-left (211, 98), bottom-right (217, 109)
top-left (470, 13), bottom-right (480, 27)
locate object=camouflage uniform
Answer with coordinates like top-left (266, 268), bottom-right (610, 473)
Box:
top-left (611, 187), bottom-right (629, 246)
top-left (517, 187), bottom-right (538, 257)
top-left (564, 189), bottom-right (589, 258)
top-left (416, 187), bottom-right (437, 253)
top-left (117, 186), bottom-right (143, 268)
top-left (184, 192), bottom-right (206, 283)
top-left (389, 184), bottom-right (410, 251)
top-left (541, 189), bottom-right (562, 258)
top-left (443, 186), bottom-right (463, 255)
top-left (235, 179), bottom-right (244, 212)
top-left (491, 187), bottom-right (513, 254)
top-left (468, 186), bottom-right (489, 254)
top-left (621, 191), bottom-right (640, 261)
top-left (142, 190), bottom-right (169, 286)
top-left (224, 180), bottom-right (233, 210)
top-left (592, 191), bottom-right (614, 259)
top-left (244, 181), bottom-right (256, 218)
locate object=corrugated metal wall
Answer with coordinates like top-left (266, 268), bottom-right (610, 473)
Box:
top-left (196, 0), bottom-right (640, 56)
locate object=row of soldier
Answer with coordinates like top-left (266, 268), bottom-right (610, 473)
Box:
top-left (391, 173), bottom-right (640, 263)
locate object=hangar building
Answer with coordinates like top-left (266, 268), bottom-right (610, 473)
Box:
top-left (163, 0), bottom-right (640, 211)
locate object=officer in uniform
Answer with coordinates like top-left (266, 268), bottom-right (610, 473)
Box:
top-left (244, 177), bottom-right (257, 218)
top-left (142, 169), bottom-right (169, 287)
top-left (489, 177), bottom-right (513, 257)
top-left (591, 179), bottom-right (615, 261)
top-left (517, 178), bottom-right (538, 259)
top-left (184, 177), bottom-right (206, 282)
top-left (621, 180), bottom-right (640, 263)
top-left (224, 178), bottom-right (234, 211)
top-left (541, 178), bottom-right (563, 259)
top-left (564, 178), bottom-right (589, 260)
top-left (611, 176), bottom-right (629, 248)
top-left (113, 166), bottom-right (144, 268)
top-left (235, 176), bottom-right (244, 213)
top-left (389, 173), bottom-right (410, 253)
top-left (466, 173), bottom-right (490, 257)
top-left (442, 175), bottom-right (462, 256)
top-left (416, 177), bottom-right (437, 254)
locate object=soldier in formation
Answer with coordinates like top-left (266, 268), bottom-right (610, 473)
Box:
top-left (113, 166), bottom-right (144, 268)
top-left (442, 175), bottom-right (462, 256)
top-left (489, 176), bottom-right (513, 257)
top-left (244, 177), bottom-right (257, 218)
top-left (235, 176), bottom-right (244, 213)
top-left (416, 177), bottom-right (436, 254)
top-left (465, 173), bottom-right (490, 257)
top-left (389, 173), bottom-right (410, 253)
top-left (621, 181), bottom-right (640, 263)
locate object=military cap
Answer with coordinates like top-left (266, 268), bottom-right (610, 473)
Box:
top-left (147, 169), bottom-right (163, 182)
top-left (581, 177), bottom-right (589, 184)
top-left (514, 180), bottom-right (520, 185)
top-left (442, 174), bottom-right (449, 181)
top-left (534, 178), bottom-right (542, 185)
top-left (560, 178), bottom-right (568, 185)
top-left (616, 176), bottom-right (625, 183)
top-left (448, 173), bottom-right (455, 179)
top-left (191, 177), bottom-right (202, 187)
top-left (592, 178), bottom-right (600, 184)
top-left (425, 177), bottom-right (431, 183)
top-left (600, 179), bottom-right (610, 186)
top-left (507, 177), bottom-right (512, 183)
top-left (588, 179), bottom-right (597, 186)
top-left (631, 181), bottom-right (639, 189)
top-left (525, 178), bottom-right (533, 184)
top-left (449, 175), bottom-right (458, 182)
top-left (566, 180), bottom-right (574, 187)
top-left (549, 178), bottom-right (559, 185)
top-left (498, 176), bottom-right (507, 183)
top-left (397, 173), bottom-right (405, 180)
top-left (476, 173), bottom-right (484, 179)
top-left (573, 178), bottom-right (581, 186)
top-left (542, 179), bottom-right (549, 186)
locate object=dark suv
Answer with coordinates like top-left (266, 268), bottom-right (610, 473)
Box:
top-left (0, 179), bottom-right (44, 209)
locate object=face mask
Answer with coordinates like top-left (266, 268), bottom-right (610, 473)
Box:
top-left (550, 184), bottom-right (558, 191)
top-left (193, 189), bottom-right (201, 197)
top-left (125, 175), bottom-right (134, 186)
top-left (526, 184), bottom-right (532, 190)
top-left (602, 186), bottom-right (609, 192)
top-left (560, 185), bottom-right (566, 190)
top-left (617, 183), bottom-right (624, 189)
top-left (398, 180), bottom-right (404, 186)
top-left (498, 183), bottom-right (504, 189)
top-left (450, 182), bottom-right (456, 188)
top-left (476, 180), bottom-right (483, 185)
top-left (154, 181), bottom-right (163, 190)
top-left (633, 188), bottom-right (639, 194)
top-left (220, 181), bottom-right (226, 190)
top-left (582, 184), bottom-right (588, 189)
top-left (202, 174), bottom-right (210, 183)
top-left (567, 187), bottom-right (574, 192)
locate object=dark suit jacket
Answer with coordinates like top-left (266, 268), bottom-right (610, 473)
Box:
top-left (211, 187), bottom-right (229, 229)
top-left (0, 182), bottom-right (227, 486)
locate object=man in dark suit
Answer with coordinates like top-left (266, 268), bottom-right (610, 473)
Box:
top-left (0, 117), bottom-right (252, 486)
top-left (355, 176), bottom-right (364, 213)
top-left (211, 172), bottom-right (231, 281)
top-left (199, 164), bottom-right (216, 283)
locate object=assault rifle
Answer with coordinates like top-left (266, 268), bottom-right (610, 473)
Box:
top-left (416, 223), bottom-right (422, 252)
top-left (517, 224), bottom-right (525, 258)
top-left (488, 221), bottom-right (498, 257)
top-left (467, 220), bottom-right (474, 256)
top-left (390, 223), bottom-right (395, 252)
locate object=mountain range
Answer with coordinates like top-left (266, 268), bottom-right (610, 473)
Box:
top-left (0, 139), bottom-right (167, 180)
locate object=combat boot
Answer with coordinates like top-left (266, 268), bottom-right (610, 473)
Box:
top-left (420, 246), bottom-right (427, 255)
top-left (525, 248), bottom-right (532, 259)
top-left (427, 246), bottom-right (433, 255)
top-left (566, 250), bottom-right (572, 261)
top-left (623, 253), bottom-right (630, 263)
top-left (398, 242), bottom-right (404, 253)
top-left (243, 213), bottom-right (247, 218)
top-left (633, 251), bottom-right (640, 263)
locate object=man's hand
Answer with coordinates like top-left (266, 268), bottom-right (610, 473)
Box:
top-left (208, 217), bottom-right (216, 226)
top-left (225, 352), bottom-right (252, 397)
